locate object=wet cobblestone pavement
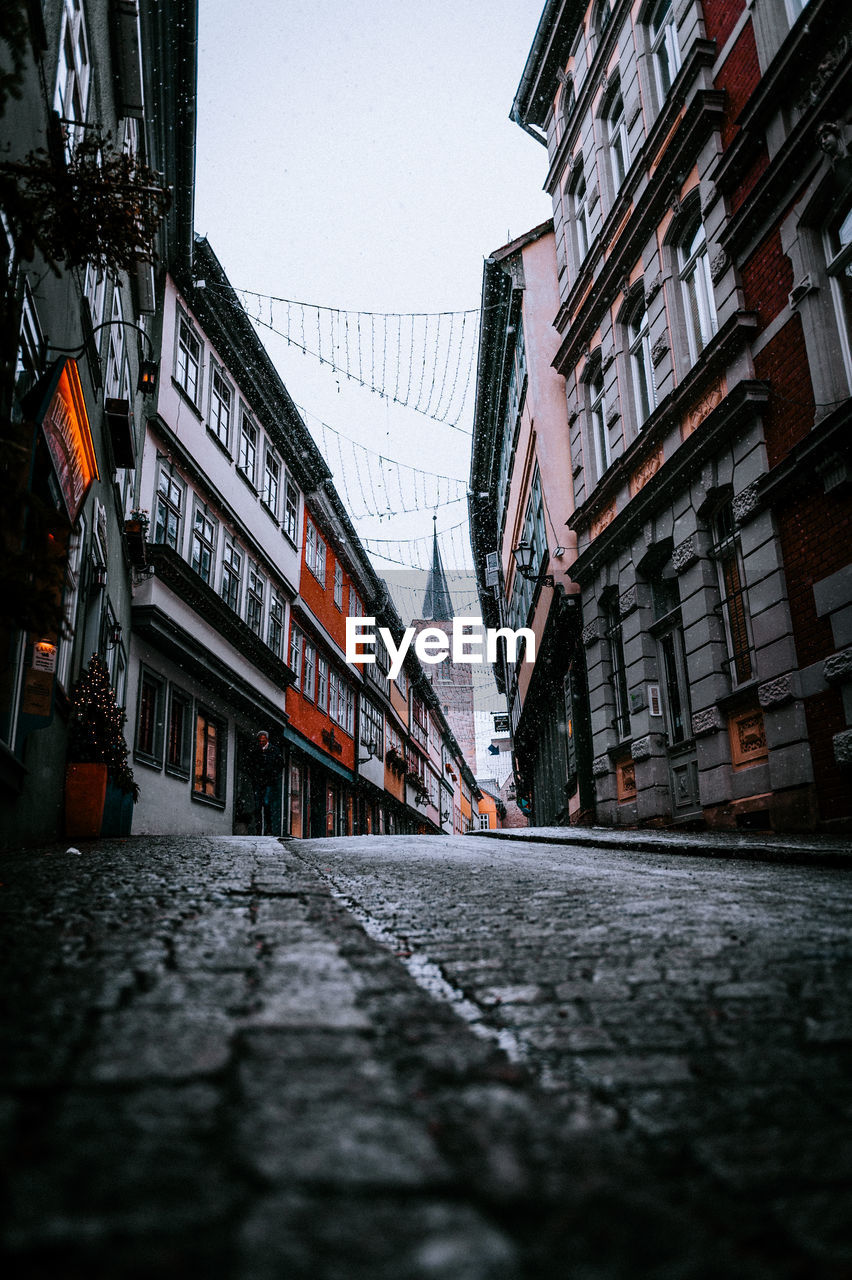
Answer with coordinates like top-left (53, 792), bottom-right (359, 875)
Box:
top-left (1, 833), bottom-right (851, 1278)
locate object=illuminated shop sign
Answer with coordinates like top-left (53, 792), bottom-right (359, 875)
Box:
top-left (40, 360), bottom-right (99, 523)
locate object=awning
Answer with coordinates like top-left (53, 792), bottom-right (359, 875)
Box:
top-left (283, 726), bottom-right (355, 783)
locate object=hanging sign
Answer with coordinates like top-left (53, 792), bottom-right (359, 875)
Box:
top-left (40, 360), bottom-right (99, 523)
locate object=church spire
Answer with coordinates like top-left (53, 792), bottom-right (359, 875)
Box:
top-left (422, 514), bottom-right (453, 620)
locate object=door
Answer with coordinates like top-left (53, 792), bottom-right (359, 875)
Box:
top-left (657, 623), bottom-right (700, 819)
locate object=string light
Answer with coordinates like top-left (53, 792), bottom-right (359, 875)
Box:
top-left (205, 282), bottom-right (478, 433)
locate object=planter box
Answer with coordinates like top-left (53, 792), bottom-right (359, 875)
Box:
top-left (101, 778), bottom-right (134, 836)
top-left (65, 763), bottom-right (108, 839)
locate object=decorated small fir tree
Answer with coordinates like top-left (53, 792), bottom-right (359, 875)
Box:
top-left (68, 654), bottom-right (138, 799)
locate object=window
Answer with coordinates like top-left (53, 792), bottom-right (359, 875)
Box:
top-left (268, 590), bottom-right (285, 657)
top-left (361, 696), bottom-right (383, 753)
top-left (336, 677), bottom-right (354, 735)
top-left (607, 88), bottom-right (630, 193)
top-left (209, 364), bottom-right (232, 449)
top-left (627, 301), bottom-right (656, 427)
top-left (317, 655), bottom-right (328, 713)
top-left (787, 0), bottom-right (812, 20)
top-left (303, 640), bottom-right (316, 700)
top-left (595, 0), bottom-right (614, 38)
top-left (238, 408), bottom-right (258, 483)
top-left (712, 500), bottom-right (753, 684)
top-left (263, 447), bottom-right (280, 514)
top-left (328, 668), bottom-right (339, 723)
top-left (589, 364), bottom-right (610, 479)
top-left (678, 214), bottom-right (718, 361)
top-left (54, 0), bottom-right (90, 149)
top-left (190, 503), bottom-right (217, 584)
top-left (154, 464), bottom-right (184, 551)
top-left (306, 519), bottom-right (326, 585)
top-left (284, 477), bottom-right (299, 543)
top-left (604, 600), bottom-right (630, 740)
top-left (176, 312), bottom-right (201, 404)
top-left (825, 202), bottom-right (852, 387)
top-left (194, 707), bottom-right (226, 803)
top-left (334, 561), bottom-right (344, 609)
top-left (570, 164), bottom-right (591, 266)
top-left (220, 539), bottom-right (242, 612)
top-left (166, 686), bottom-right (192, 777)
top-left (84, 264), bottom-right (106, 329)
top-left (560, 76), bottom-right (576, 131)
top-left (246, 564), bottom-right (265, 634)
top-left (289, 626), bottom-right (303, 687)
top-left (105, 289), bottom-right (125, 398)
top-left (479, 812), bottom-right (490, 830)
top-left (649, 0), bottom-right (680, 105)
top-left (349, 589), bottom-right (363, 618)
top-left (650, 568), bottom-right (692, 746)
top-left (136, 667), bottom-right (165, 765)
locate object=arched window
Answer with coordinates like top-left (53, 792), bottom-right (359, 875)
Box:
top-left (648, 0), bottom-right (681, 104)
top-left (606, 85), bottom-right (630, 192)
top-left (677, 214), bottom-right (717, 361)
top-left (627, 299), bottom-right (656, 426)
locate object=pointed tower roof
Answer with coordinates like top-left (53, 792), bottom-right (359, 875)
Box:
top-left (422, 515), bottom-right (454, 620)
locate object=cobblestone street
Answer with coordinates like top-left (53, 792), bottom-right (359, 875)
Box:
top-left (1, 833), bottom-right (851, 1279)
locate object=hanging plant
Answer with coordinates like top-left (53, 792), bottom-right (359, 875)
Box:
top-left (0, 130), bottom-right (171, 275)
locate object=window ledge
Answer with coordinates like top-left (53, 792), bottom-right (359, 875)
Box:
top-left (260, 499), bottom-right (279, 525)
top-left (134, 752), bottom-right (164, 771)
top-left (165, 765), bottom-right (191, 781)
top-left (236, 467), bottom-right (258, 495)
top-left (191, 791), bottom-right (226, 810)
top-left (171, 377), bottom-right (203, 421)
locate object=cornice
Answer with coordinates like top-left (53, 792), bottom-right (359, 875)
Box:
top-left (567, 378), bottom-right (770, 582)
top-left (568, 311), bottom-right (759, 533)
top-left (716, 51), bottom-right (852, 262)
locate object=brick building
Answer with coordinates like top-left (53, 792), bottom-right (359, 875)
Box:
top-left (476, 0), bottom-right (851, 830)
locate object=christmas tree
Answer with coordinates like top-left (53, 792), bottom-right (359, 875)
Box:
top-left (68, 654), bottom-right (138, 799)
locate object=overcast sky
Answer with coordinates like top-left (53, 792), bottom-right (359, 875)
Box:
top-left (194, 2), bottom-right (553, 760)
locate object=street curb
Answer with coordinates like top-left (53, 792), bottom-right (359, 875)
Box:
top-left (468, 827), bottom-right (852, 869)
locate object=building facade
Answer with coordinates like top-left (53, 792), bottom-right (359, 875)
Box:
top-left (470, 222), bottom-right (591, 826)
top-left (0, 0), bottom-right (196, 845)
top-left (486, 0), bottom-right (851, 830)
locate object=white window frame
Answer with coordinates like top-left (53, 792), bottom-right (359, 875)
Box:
top-left (303, 639), bottom-right (316, 701)
top-left (607, 89), bottom-right (630, 193)
top-left (246, 563), bottom-right (265, 635)
top-left (190, 501), bottom-right (218, 585)
top-left (333, 561), bottom-right (344, 609)
top-left (589, 366), bottom-right (610, 479)
top-left (649, 0), bottom-right (681, 107)
top-left (263, 446), bottom-right (280, 515)
top-left (154, 461), bottom-right (185, 552)
top-left (105, 289), bottom-right (125, 398)
top-left (289, 625), bottom-right (303, 688)
top-left (628, 302), bottom-right (656, 427)
top-left (238, 408), bottom-right (258, 484)
top-left (824, 202), bottom-right (852, 390)
top-left (176, 311), bottom-right (201, 405)
top-left (678, 217), bottom-right (718, 363)
top-left (267, 590), bottom-right (286, 657)
top-left (209, 362), bottom-right (232, 449)
top-left (283, 476), bottom-right (299, 543)
top-left (54, 0), bottom-right (90, 150)
top-left (220, 538), bottom-right (242, 613)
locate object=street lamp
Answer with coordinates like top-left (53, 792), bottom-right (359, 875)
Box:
top-left (511, 539), bottom-right (554, 587)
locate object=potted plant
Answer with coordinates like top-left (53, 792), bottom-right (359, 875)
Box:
top-left (66, 653), bottom-right (138, 838)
